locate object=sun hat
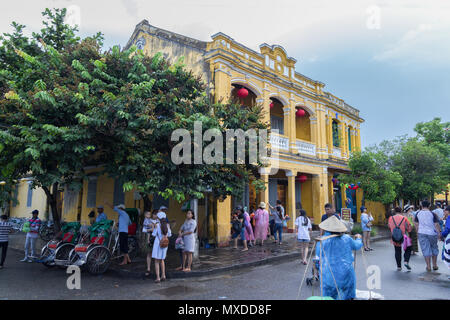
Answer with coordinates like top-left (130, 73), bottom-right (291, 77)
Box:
top-left (258, 202), bottom-right (266, 209)
top-left (360, 206), bottom-right (367, 213)
top-left (403, 204), bottom-right (413, 212)
top-left (319, 215), bottom-right (348, 233)
top-left (117, 204), bottom-right (126, 210)
top-left (157, 211), bottom-right (167, 220)
top-left (159, 206), bottom-right (168, 211)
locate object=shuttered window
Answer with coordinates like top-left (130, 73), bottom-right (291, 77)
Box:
top-left (26, 183), bottom-right (33, 207)
top-left (270, 116), bottom-right (284, 135)
top-left (113, 179), bottom-right (125, 206)
top-left (295, 180), bottom-right (302, 210)
top-left (86, 178), bottom-right (98, 208)
top-left (12, 185), bottom-right (19, 207)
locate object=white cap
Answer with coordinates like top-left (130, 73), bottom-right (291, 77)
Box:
top-left (157, 212), bottom-right (166, 220)
top-left (117, 204), bottom-right (126, 210)
top-left (159, 206), bottom-right (168, 210)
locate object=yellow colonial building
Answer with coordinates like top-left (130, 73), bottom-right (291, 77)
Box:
top-left (9, 20), bottom-right (386, 247)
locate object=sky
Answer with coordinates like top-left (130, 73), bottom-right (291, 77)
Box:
top-left (1, 0), bottom-right (449, 148)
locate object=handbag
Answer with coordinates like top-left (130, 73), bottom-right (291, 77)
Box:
top-left (175, 237), bottom-right (185, 250)
top-left (402, 234), bottom-right (412, 250)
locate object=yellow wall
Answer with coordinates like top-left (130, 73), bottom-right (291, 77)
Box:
top-left (9, 180), bottom-right (48, 219)
top-left (300, 179), bottom-right (313, 223)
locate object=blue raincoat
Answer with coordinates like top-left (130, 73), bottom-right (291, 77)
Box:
top-left (316, 233), bottom-right (363, 300)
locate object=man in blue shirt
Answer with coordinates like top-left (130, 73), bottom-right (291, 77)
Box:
top-left (320, 203), bottom-right (341, 236)
top-left (106, 202), bottom-right (131, 265)
top-left (96, 205), bottom-right (107, 223)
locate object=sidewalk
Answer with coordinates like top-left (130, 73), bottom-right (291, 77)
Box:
top-left (109, 227), bottom-right (392, 279)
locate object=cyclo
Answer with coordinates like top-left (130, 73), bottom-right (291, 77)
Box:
top-left (39, 222), bottom-right (81, 268)
top-left (68, 219), bottom-right (140, 275)
top-left (68, 219), bottom-right (115, 274)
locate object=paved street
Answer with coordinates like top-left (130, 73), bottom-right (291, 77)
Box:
top-left (0, 239), bottom-right (448, 300)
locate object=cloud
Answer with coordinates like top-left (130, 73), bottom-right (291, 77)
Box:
top-left (373, 22), bottom-right (450, 66)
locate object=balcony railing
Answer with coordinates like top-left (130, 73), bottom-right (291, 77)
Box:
top-left (332, 147), bottom-right (342, 158)
top-left (296, 139), bottom-right (316, 157)
top-left (270, 134), bottom-right (289, 151)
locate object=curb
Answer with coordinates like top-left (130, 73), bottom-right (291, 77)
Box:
top-left (108, 235), bottom-right (392, 280)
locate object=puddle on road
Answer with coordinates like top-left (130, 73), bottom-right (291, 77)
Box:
top-left (153, 285), bottom-right (195, 297)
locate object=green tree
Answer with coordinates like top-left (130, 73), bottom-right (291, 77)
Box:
top-left (391, 138), bottom-right (448, 203)
top-left (338, 151), bottom-right (402, 205)
top-left (0, 8), bottom-right (268, 230)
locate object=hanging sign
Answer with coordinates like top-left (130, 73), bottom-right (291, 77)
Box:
top-left (341, 208), bottom-right (351, 221)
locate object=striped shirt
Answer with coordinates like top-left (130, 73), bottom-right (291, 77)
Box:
top-left (28, 218), bottom-right (42, 237)
top-left (0, 221), bottom-right (12, 242)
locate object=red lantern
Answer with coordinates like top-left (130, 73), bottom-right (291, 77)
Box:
top-left (297, 175), bottom-right (308, 183)
top-left (270, 102), bottom-right (274, 109)
top-left (237, 88), bottom-right (249, 99)
top-left (296, 108), bottom-right (306, 117)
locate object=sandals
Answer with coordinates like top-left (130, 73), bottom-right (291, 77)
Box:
top-left (183, 268), bottom-right (191, 272)
top-left (145, 271), bottom-right (151, 276)
top-left (175, 266), bottom-right (183, 271)
top-left (433, 266), bottom-right (439, 271)
top-left (154, 279), bottom-right (161, 283)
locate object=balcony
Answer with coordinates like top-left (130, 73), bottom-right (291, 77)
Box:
top-left (296, 139), bottom-right (316, 157)
top-left (270, 134), bottom-right (289, 151)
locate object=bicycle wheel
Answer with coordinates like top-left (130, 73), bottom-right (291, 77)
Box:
top-left (55, 243), bottom-right (74, 269)
top-left (86, 246), bottom-right (111, 275)
top-left (127, 237), bottom-right (139, 260)
top-left (68, 249), bottom-right (81, 266)
top-left (40, 245), bottom-right (55, 268)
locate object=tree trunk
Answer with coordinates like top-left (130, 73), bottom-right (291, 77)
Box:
top-left (141, 194), bottom-right (152, 212)
top-left (42, 183), bottom-right (61, 233)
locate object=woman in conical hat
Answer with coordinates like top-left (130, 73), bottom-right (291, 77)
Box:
top-left (316, 216), bottom-right (363, 300)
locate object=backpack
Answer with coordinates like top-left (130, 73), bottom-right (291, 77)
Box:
top-left (392, 217), bottom-right (405, 244)
top-left (159, 235), bottom-right (169, 248)
top-left (232, 220), bottom-right (241, 233)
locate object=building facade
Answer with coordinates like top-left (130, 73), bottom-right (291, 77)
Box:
top-left (8, 20), bottom-right (385, 247)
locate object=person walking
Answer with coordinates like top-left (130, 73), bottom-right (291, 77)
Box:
top-left (254, 202), bottom-right (269, 246)
top-left (143, 210), bottom-right (159, 277)
top-left (415, 200), bottom-right (441, 272)
top-left (433, 203), bottom-right (445, 232)
top-left (403, 205), bottom-right (419, 255)
top-left (441, 205), bottom-right (450, 278)
top-left (152, 211), bottom-right (171, 283)
top-left (0, 215), bottom-right (12, 269)
top-left (388, 207), bottom-right (413, 271)
top-left (106, 202), bottom-right (131, 266)
top-left (360, 206), bottom-right (374, 251)
top-left (270, 206), bottom-right (285, 245)
top-left (295, 210), bottom-right (312, 265)
top-left (243, 207), bottom-right (255, 248)
top-left (21, 210), bottom-right (41, 262)
top-left (179, 209), bottom-right (197, 272)
top-left (316, 216), bottom-right (363, 300)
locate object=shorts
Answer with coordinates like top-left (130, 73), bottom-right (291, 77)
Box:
top-left (232, 228), bottom-right (245, 240)
top-left (297, 239), bottom-right (310, 243)
top-left (418, 233), bottom-right (439, 257)
top-left (119, 232), bottom-right (129, 254)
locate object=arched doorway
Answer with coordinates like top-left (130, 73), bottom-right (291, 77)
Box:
top-left (269, 97), bottom-right (284, 135)
top-left (295, 107), bottom-right (311, 142)
top-left (231, 84), bottom-right (257, 107)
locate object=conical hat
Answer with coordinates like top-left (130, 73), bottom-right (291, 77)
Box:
top-left (319, 215), bottom-right (348, 233)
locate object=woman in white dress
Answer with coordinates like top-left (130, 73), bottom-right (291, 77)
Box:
top-left (179, 210), bottom-right (197, 272)
top-left (152, 212), bottom-right (171, 283)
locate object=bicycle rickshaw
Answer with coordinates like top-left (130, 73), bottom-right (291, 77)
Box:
top-left (68, 218), bottom-right (139, 275)
top-left (39, 222), bottom-right (81, 268)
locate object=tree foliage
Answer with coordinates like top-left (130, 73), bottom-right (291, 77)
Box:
top-left (0, 8), bottom-right (268, 227)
